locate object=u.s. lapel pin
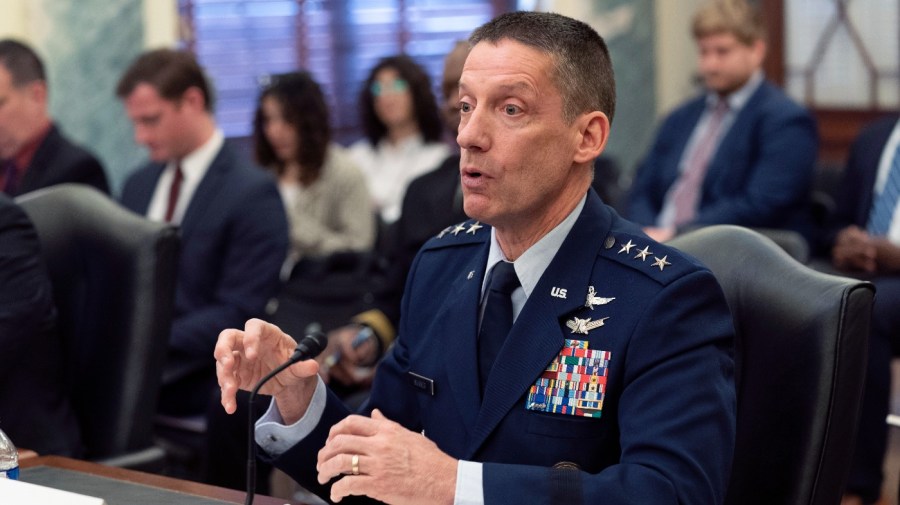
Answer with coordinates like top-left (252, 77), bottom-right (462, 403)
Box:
top-left (585, 286), bottom-right (615, 310)
top-left (566, 316), bottom-right (610, 335)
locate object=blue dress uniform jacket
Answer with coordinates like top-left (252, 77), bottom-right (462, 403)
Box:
top-left (627, 81), bottom-right (818, 235)
top-left (273, 190), bottom-right (736, 504)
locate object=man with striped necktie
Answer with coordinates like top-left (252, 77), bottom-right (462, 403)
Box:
top-left (824, 115), bottom-right (900, 505)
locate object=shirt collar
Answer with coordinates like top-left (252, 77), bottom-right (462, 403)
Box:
top-left (484, 193), bottom-right (587, 298)
top-left (707, 70), bottom-right (763, 112)
top-left (170, 128), bottom-right (224, 181)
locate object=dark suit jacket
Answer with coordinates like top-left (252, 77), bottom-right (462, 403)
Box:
top-left (0, 194), bottom-right (82, 456)
top-left (627, 81), bottom-right (818, 235)
top-left (825, 115), bottom-right (899, 244)
top-left (274, 190), bottom-right (737, 504)
top-left (120, 142), bottom-right (288, 400)
top-left (13, 124), bottom-right (108, 197)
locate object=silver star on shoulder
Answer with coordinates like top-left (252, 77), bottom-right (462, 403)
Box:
top-left (585, 286), bottom-right (615, 310)
top-left (566, 316), bottom-right (610, 335)
top-left (618, 239), bottom-right (636, 254)
top-left (466, 221), bottom-right (484, 234)
top-left (437, 226), bottom-right (453, 238)
top-left (634, 246), bottom-right (652, 261)
top-left (651, 255), bottom-right (671, 271)
top-left (451, 223), bottom-right (467, 236)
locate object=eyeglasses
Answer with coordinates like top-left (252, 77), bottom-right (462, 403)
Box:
top-left (370, 79), bottom-right (409, 97)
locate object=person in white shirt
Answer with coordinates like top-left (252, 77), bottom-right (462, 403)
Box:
top-left (348, 55), bottom-right (449, 225)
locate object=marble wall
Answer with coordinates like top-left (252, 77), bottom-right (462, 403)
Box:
top-left (30, 0), bottom-right (147, 193)
top-left (538, 0), bottom-right (657, 179)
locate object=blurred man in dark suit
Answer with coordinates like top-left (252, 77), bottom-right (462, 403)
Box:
top-left (0, 193), bottom-right (82, 456)
top-left (819, 115), bottom-right (900, 505)
top-left (0, 39), bottom-right (108, 196)
top-left (117, 49), bottom-right (288, 417)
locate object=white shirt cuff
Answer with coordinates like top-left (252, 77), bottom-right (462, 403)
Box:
top-left (454, 460), bottom-right (484, 505)
top-left (255, 376), bottom-right (327, 456)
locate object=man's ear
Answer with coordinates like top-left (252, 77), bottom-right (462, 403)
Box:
top-left (573, 111), bottom-right (609, 164)
top-left (180, 86), bottom-right (207, 112)
top-left (26, 80), bottom-right (48, 106)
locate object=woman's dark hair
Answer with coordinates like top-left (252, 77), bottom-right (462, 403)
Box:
top-left (253, 71), bottom-right (331, 181)
top-left (359, 54), bottom-right (443, 146)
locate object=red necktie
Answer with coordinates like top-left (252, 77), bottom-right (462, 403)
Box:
top-left (164, 164), bottom-right (184, 223)
top-left (2, 159), bottom-right (19, 195)
top-left (670, 100), bottom-right (729, 227)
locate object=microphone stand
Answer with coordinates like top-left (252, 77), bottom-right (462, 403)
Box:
top-left (245, 324), bottom-right (326, 505)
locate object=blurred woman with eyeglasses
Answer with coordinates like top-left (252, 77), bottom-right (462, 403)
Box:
top-left (254, 71), bottom-right (375, 265)
top-left (349, 55), bottom-right (449, 226)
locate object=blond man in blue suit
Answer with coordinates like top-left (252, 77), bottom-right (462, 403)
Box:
top-left (216, 11), bottom-right (736, 505)
top-left (627, 0), bottom-right (817, 243)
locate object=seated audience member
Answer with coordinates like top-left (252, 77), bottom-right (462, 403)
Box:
top-left (254, 71), bottom-right (374, 266)
top-left (818, 115), bottom-right (900, 505)
top-left (117, 49), bottom-right (288, 417)
top-left (0, 193), bottom-right (81, 457)
top-left (0, 39), bottom-right (108, 196)
top-left (625, 0), bottom-right (817, 243)
top-left (348, 54), bottom-right (449, 225)
top-left (216, 11), bottom-right (736, 505)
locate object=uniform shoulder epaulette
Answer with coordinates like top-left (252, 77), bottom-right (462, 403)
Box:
top-left (598, 232), bottom-right (703, 285)
top-left (421, 219), bottom-right (490, 251)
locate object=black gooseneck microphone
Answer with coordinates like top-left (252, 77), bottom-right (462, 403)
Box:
top-left (245, 323), bottom-right (327, 505)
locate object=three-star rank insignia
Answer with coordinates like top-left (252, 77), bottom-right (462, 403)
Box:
top-left (611, 236), bottom-right (675, 273)
top-left (437, 221), bottom-right (486, 239)
top-left (566, 316), bottom-right (609, 335)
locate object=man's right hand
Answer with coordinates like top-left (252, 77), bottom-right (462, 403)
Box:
top-left (214, 318), bottom-right (320, 424)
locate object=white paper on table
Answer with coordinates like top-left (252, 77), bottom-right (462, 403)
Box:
top-left (0, 477), bottom-right (106, 504)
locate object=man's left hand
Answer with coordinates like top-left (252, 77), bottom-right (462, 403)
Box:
top-left (316, 409), bottom-right (457, 504)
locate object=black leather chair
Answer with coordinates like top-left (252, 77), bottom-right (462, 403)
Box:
top-left (668, 225), bottom-right (874, 505)
top-left (16, 183), bottom-right (179, 470)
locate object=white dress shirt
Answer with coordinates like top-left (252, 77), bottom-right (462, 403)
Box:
top-left (146, 129), bottom-right (224, 224)
top-left (348, 134), bottom-right (449, 224)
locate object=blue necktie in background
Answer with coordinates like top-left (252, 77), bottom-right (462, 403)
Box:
top-left (867, 143), bottom-right (900, 236)
top-left (478, 261), bottom-right (520, 394)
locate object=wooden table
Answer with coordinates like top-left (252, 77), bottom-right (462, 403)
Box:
top-left (20, 456), bottom-right (301, 505)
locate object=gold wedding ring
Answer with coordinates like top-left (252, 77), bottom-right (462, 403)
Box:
top-left (351, 454), bottom-right (360, 476)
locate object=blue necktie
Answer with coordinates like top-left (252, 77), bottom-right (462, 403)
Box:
top-left (867, 143), bottom-right (900, 236)
top-left (478, 261), bottom-right (520, 393)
